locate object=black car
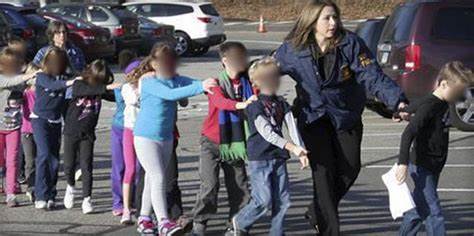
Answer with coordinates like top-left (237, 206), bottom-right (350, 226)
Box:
top-left (0, 9), bottom-right (11, 48)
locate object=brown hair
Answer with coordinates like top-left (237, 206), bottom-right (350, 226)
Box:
top-left (81, 60), bottom-right (114, 86)
top-left (248, 57), bottom-right (280, 88)
top-left (118, 49), bottom-right (137, 71)
top-left (127, 42), bottom-right (177, 85)
top-left (0, 47), bottom-right (21, 74)
top-left (285, 0), bottom-right (344, 50)
top-left (41, 46), bottom-right (69, 76)
top-left (218, 41), bottom-right (247, 58)
top-left (438, 61), bottom-right (474, 86)
top-left (46, 20), bottom-right (69, 45)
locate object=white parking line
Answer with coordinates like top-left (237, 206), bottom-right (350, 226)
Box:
top-left (238, 39), bottom-right (282, 45)
top-left (366, 164), bottom-right (474, 168)
top-left (438, 188), bottom-right (474, 192)
top-left (363, 131), bottom-right (469, 137)
top-left (362, 146), bottom-right (474, 151)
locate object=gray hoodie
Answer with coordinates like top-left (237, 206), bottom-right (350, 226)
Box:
top-left (0, 75), bottom-right (27, 131)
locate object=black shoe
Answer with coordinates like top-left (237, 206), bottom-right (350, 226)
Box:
top-left (304, 211), bottom-right (320, 234)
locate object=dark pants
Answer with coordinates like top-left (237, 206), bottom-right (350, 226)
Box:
top-left (192, 136), bottom-right (250, 227)
top-left (32, 118), bottom-right (62, 201)
top-left (135, 139), bottom-right (183, 219)
top-left (22, 133), bottom-right (36, 191)
top-left (63, 134), bottom-right (94, 197)
top-left (400, 164), bottom-right (445, 236)
top-left (301, 117), bottom-right (363, 236)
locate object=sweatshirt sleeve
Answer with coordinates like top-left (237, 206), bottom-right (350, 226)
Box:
top-left (284, 111), bottom-right (305, 148)
top-left (72, 81), bottom-right (106, 98)
top-left (398, 104), bottom-right (433, 165)
top-left (254, 115), bottom-right (288, 149)
top-left (142, 76), bottom-right (204, 101)
top-left (34, 73), bottom-right (68, 91)
top-left (122, 84), bottom-right (139, 106)
top-left (208, 86), bottom-right (238, 111)
top-left (0, 74), bottom-right (26, 89)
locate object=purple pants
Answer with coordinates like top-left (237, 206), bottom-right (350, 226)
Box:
top-left (110, 125), bottom-right (125, 211)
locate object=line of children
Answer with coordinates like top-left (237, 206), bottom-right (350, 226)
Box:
top-left (396, 61), bottom-right (473, 236)
top-left (131, 43), bottom-right (217, 235)
top-left (62, 60), bottom-right (121, 214)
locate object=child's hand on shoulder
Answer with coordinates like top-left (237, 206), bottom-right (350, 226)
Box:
top-left (236, 95), bottom-right (258, 110)
top-left (202, 78), bottom-right (218, 95)
top-left (395, 164), bottom-right (408, 184)
top-left (107, 82), bottom-right (122, 90)
top-left (299, 155), bottom-right (309, 170)
top-left (291, 145), bottom-right (308, 158)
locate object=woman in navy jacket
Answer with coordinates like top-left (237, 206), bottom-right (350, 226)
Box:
top-left (274, 1), bottom-right (408, 235)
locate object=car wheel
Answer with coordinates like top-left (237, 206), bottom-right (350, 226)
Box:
top-left (175, 32), bottom-right (191, 56)
top-left (450, 87), bottom-right (474, 131)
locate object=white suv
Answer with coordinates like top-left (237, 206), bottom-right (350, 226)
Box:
top-left (124, 0), bottom-right (226, 56)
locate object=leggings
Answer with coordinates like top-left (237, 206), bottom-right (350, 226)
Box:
top-left (0, 129), bottom-right (21, 195)
top-left (21, 133), bottom-right (37, 191)
top-left (134, 136), bottom-right (173, 220)
top-left (63, 135), bottom-right (94, 198)
top-left (123, 128), bottom-right (136, 184)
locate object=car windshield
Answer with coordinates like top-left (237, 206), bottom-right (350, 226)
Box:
top-left (432, 7), bottom-right (474, 41)
top-left (380, 4), bottom-right (418, 43)
top-left (55, 14), bottom-right (93, 29)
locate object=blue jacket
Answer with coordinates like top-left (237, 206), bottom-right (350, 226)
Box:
top-left (33, 43), bottom-right (86, 73)
top-left (33, 72), bottom-right (68, 121)
top-left (112, 88), bottom-right (125, 128)
top-left (275, 31), bottom-right (407, 131)
top-left (134, 75), bottom-right (204, 142)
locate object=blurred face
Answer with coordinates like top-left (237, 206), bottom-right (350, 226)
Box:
top-left (8, 43), bottom-right (27, 60)
top-left (222, 48), bottom-right (248, 74)
top-left (45, 54), bottom-right (67, 76)
top-left (0, 57), bottom-right (22, 76)
top-left (255, 66), bottom-right (281, 95)
top-left (314, 6), bottom-right (338, 40)
top-left (53, 27), bottom-right (68, 48)
top-left (439, 80), bottom-right (469, 102)
top-left (153, 52), bottom-right (178, 79)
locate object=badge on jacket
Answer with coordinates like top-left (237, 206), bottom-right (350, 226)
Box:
top-left (340, 64), bottom-right (353, 81)
top-left (358, 53), bottom-right (372, 68)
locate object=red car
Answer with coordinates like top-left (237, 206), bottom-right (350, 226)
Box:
top-left (376, 0), bottom-right (474, 131)
top-left (39, 12), bottom-right (116, 62)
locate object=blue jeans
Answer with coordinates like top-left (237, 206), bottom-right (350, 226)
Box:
top-left (234, 159), bottom-right (290, 236)
top-left (400, 164), bottom-right (445, 236)
top-left (32, 118), bottom-right (62, 202)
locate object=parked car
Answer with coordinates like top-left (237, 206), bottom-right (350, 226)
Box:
top-left (0, 0), bottom-right (38, 8)
top-left (39, 12), bottom-right (116, 62)
top-left (124, 1), bottom-right (226, 56)
top-left (0, 6), bottom-right (45, 60)
top-left (0, 9), bottom-right (11, 48)
top-left (375, 0), bottom-right (474, 131)
top-left (106, 4), bottom-right (176, 56)
top-left (39, 3), bottom-right (141, 56)
top-left (355, 17), bottom-right (387, 56)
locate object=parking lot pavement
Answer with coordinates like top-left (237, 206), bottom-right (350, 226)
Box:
top-left (1, 27), bottom-right (473, 236)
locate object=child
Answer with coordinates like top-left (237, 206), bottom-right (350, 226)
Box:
top-left (109, 50), bottom-right (136, 217)
top-left (21, 63), bottom-right (41, 203)
top-left (0, 48), bottom-right (37, 207)
top-left (32, 46), bottom-right (78, 210)
top-left (131, 43), bottom-right (217, 235)
top-left (120, 62), bottom-right (141, 224)
top-left (232, 57), bottom-right (309, 236)
top-left (62, 60), bottom-right (120, 214)
top-left (191, 41), bottom-right (255, 236)
top-left (396, 61), bottom-right (473, 236)
top-left (8, 37), bottom-right (29, 64)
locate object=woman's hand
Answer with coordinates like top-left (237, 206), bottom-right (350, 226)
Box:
top-left (291, 145), bottom-right (309, 158)
top-left (202, 78), bottom-right (218, 95)
top-left (395, 164), bottom-right (408, 184)
top-left (393, 102), bottom-right (410, 122)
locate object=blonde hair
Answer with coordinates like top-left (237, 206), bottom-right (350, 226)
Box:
top-left (285, 0), bottom-right (344, 50)
top-left (248, 57), bottom-right (280, 87)
top-left (127, 42), bottom-right (177, 85)
top-left (438, 61), bottom-right (473, 86)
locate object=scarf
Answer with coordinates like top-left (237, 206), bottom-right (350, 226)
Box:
top-left (218, 71), bottom-right (253, 162)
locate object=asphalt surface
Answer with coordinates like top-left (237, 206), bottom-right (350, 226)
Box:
top-left (0, 22), bottom-right (473, 236)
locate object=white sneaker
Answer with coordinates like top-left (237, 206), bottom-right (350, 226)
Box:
top-left (64, 185), bottom-right (75, 209)
top-left (82, 197), bottom-right (94, 214)
top-left (35, 200), bottom-right (47, 209)
top-left (75, 169), bottom-right (82, 181)
top-left (47, 200), bottom-right (55, 210)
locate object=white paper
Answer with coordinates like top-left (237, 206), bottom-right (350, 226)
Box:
top-left (381, 163), bottom-right (416, 220)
